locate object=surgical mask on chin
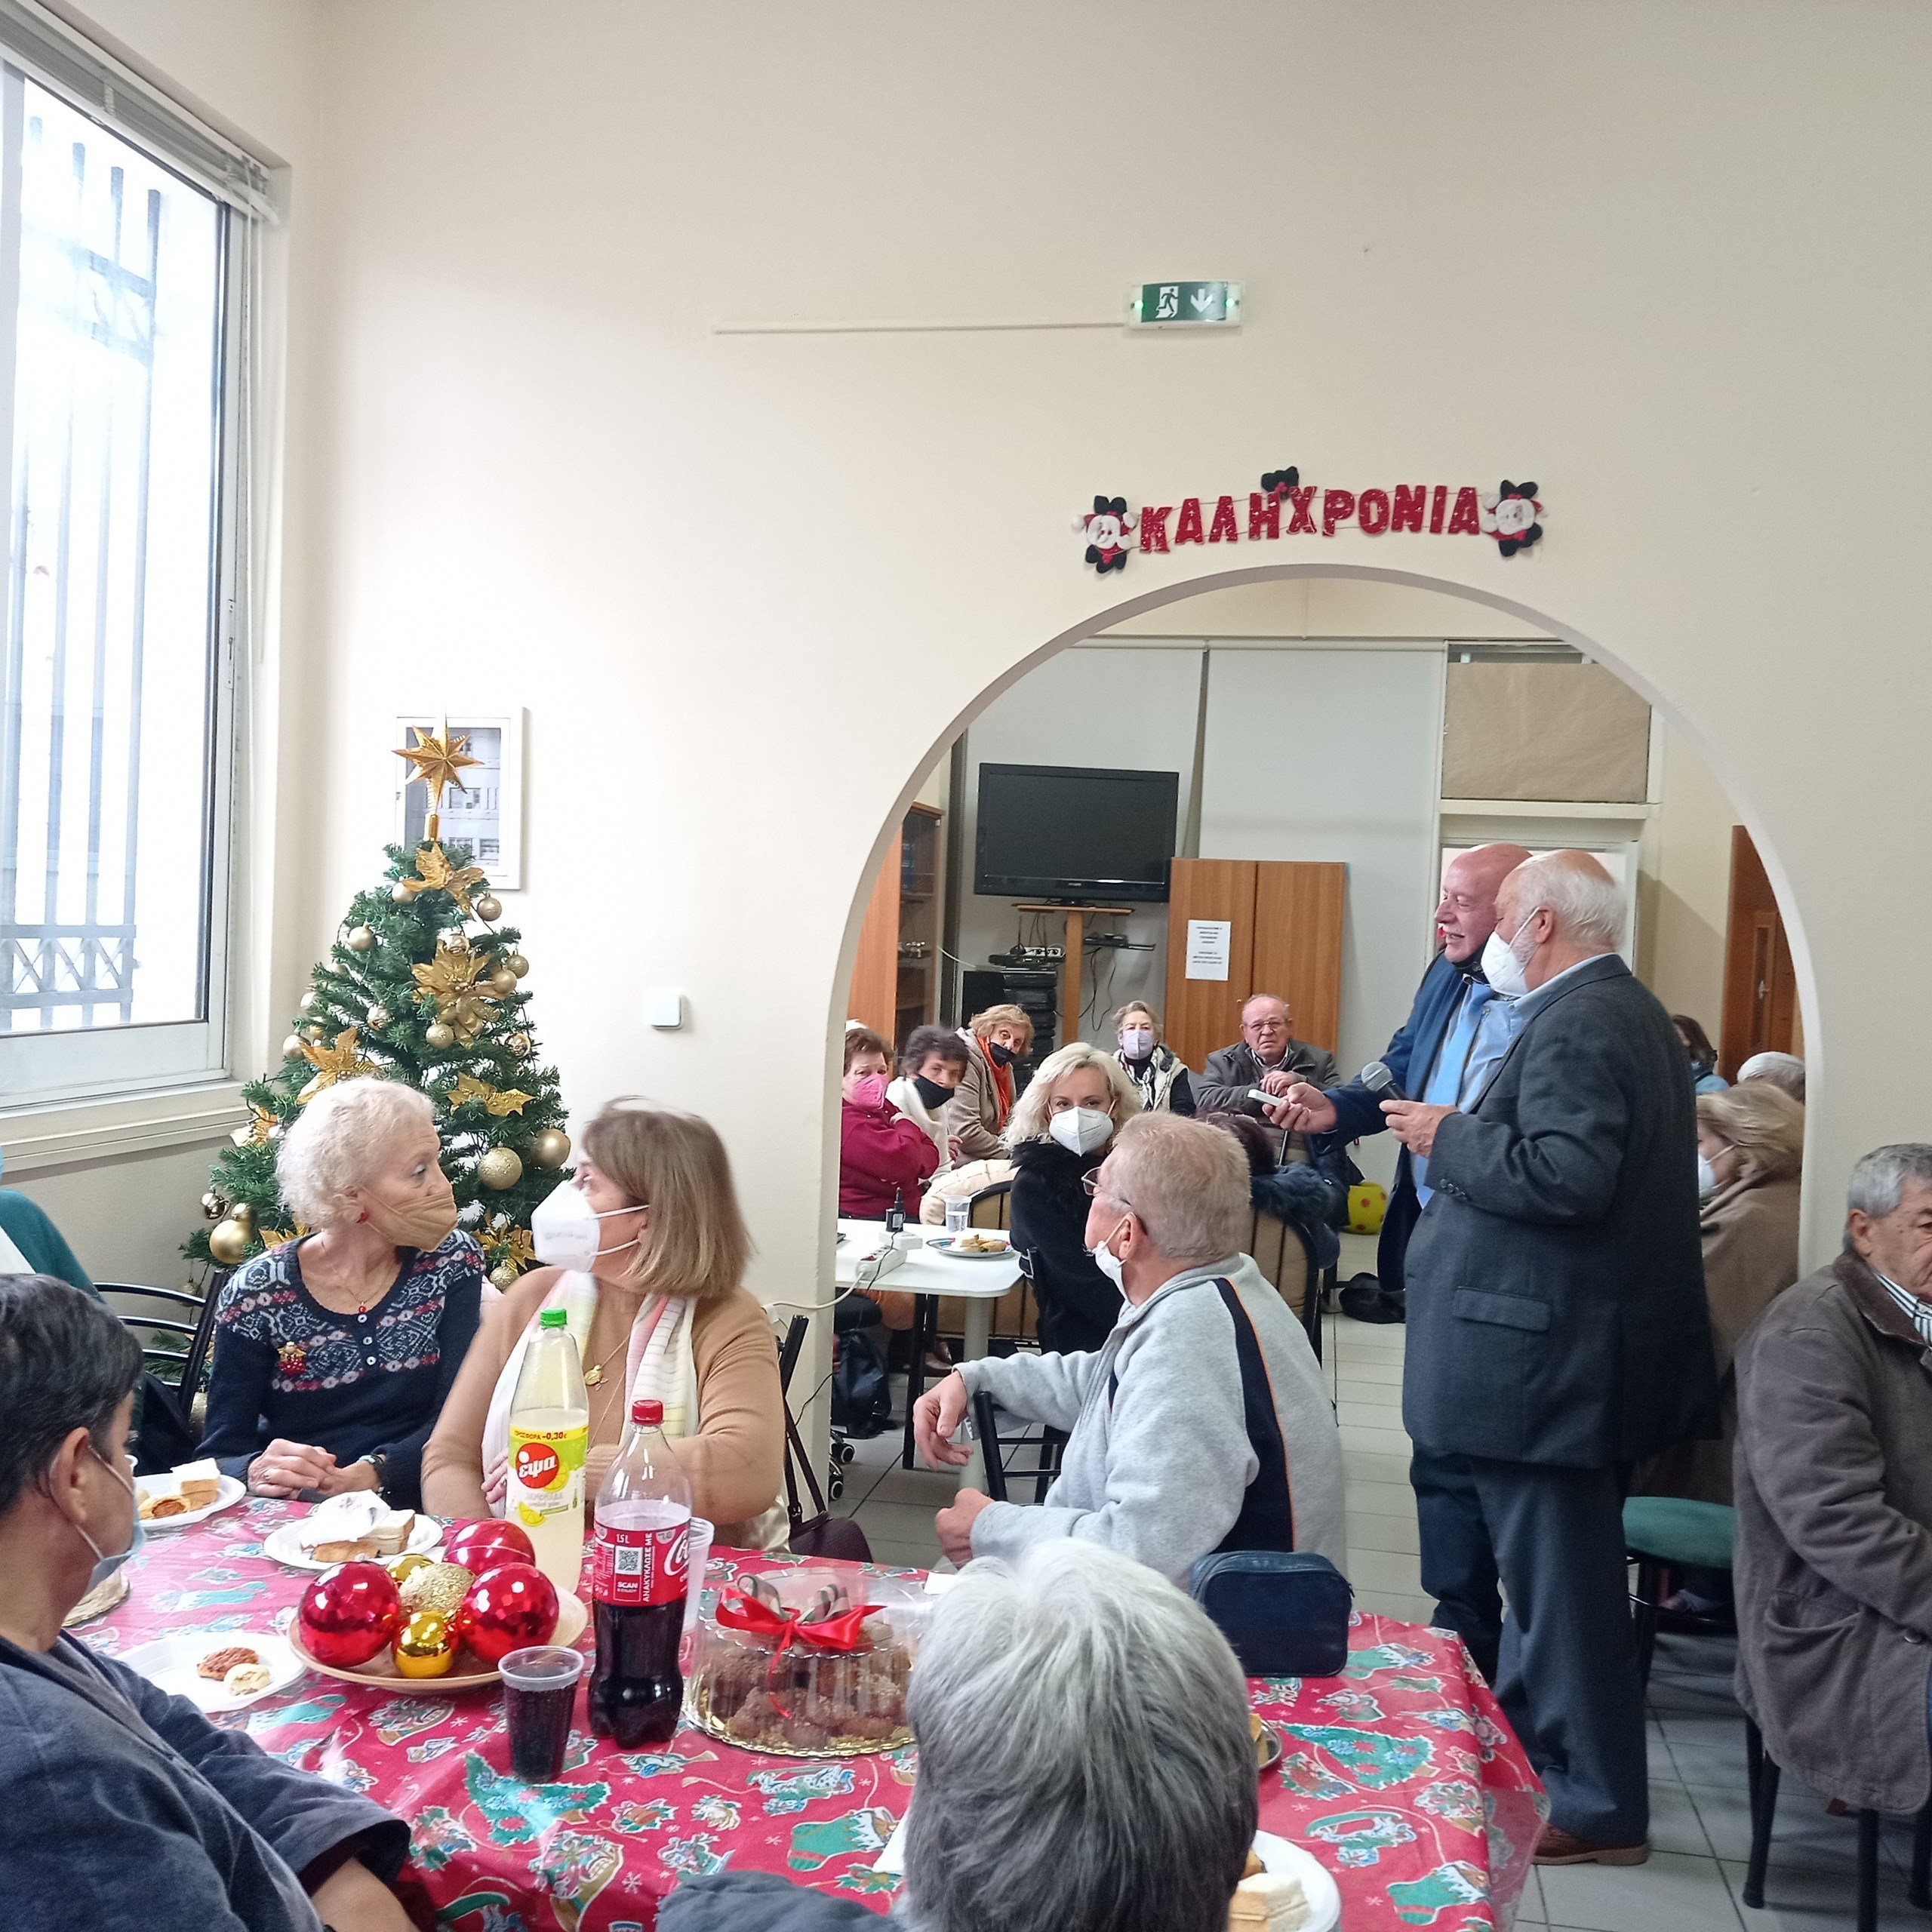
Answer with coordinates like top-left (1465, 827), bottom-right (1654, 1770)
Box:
top-left (1697, 1154), bottom-right (1718, 1199)
top-left (65, 1444), bottom-right (143, 1592)
top-left (1119, 1028), bottom-right (1155, 1062)
top-left (530, 1180), bottom-right (641, 1273)
top-left (1479, 918), bottom-right (1539, 1001)
top-left (1050, 1108), bottom-right (1114, 1156)
top-left (1088, 1217), bottom-right (1129, 1288)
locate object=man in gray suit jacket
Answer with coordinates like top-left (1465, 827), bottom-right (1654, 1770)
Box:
top-left (1380, 851), bottom-right (1715, 1868)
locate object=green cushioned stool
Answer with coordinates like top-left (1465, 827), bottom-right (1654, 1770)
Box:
top-left (1623, 1496), bottom-right (1735, 1687)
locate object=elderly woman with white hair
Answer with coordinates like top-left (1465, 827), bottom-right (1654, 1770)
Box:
top-left (919, 1112), bottom-right (1346, 1585)
top-left (1004, 1039), bottom-right (1144, 1357)
top-left (660, 1540), bottom-right (1259, 1932)
top-left (198, 1079), bottom-right (485, 1509)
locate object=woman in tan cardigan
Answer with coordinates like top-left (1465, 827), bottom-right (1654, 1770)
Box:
top-left (423, 1102), bottom-right (787, 1549)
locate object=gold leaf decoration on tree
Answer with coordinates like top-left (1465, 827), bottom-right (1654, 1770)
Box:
top-left (450, 1072), bottom-right (535, 1117)
top-left (238, 1103), bottom-right (279, 1146)
top-left (297, 1027), bottom-right (380, 1104)
top-left (257, 1222), bottom-right (310, 1250)
top-left (392, 841), bottom-right (488, 918)
top-left (411, 940), bottom-right (497, 1045)
top-left (485, 1221), bottom-right (536, 1275)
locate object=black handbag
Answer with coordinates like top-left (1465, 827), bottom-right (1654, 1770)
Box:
top-left (1189, 1549), bottom-right (1354, 1678)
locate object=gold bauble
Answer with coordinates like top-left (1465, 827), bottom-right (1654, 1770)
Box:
top-left (530, 1128), bottom-right (571, 1171)
top-left (488, 968), bottom-right (518, 999)
top-left (490, 1260), bottom-right (520, 1287)
top-left (366, 1004), bottom-right (391, 1030)
top-left (477, 1147), bottom-right (524, 1190)
top-left (208, 1218), bottom-right (253, 1265)
top-left (505, 953), bottom-right (529, 978)
top-left (472, 894), bottom-right (503, 923)
top-left (281, 1034), bottom-right (306, 1060)
top-left (297, 990), bottom-right (317, 1014)
top-left (232, 1202), bottom-right (254, 1226)
top-left (387, 1552), bottom-right (434, 1585)
top-left (346, 925), bottom-right (377, 952)
top-left (302, 1023), bottom-right (325, 1042)
top-left (392, 1609), bottom-right (457, 1678)
top-left (391, 881), bottom-right (412, 904)
top-left (424, 1022), bottom-right (456, 1050)
top-left (201, 1191), bottom-right (224, 1220)
top-left (506, 1031), bottom-right (533, 1057)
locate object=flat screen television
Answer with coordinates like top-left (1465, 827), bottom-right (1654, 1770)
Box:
top-left (974, 763), bottom-right (1178, 903)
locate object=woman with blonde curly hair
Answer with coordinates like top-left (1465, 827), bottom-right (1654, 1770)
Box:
top-left (1005, 1041), bottom-right (1144, 1356)
top-left (198, 1078), bottom-right (484, 1509)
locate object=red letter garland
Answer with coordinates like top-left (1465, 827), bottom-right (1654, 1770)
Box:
top-left (1358, 488), bottom-right (1390, 536)
top-left (1429, 485), bottom-right (1447, 534)
top-left (1392, 485), bottom-right (1426, 534)
top-left (1447, 486), bottom-right (1481, 535)
top-left (1174, 497), bottom-right (1205, 544)
top-left (1208, 494), bottom-right (1239, 543)
top-left (1139, 505), bottom-right (1173, 552)
top-left (1248, 491), bottom-right (1281, 540)
top-left (1287, 486), bottom-right (1318, 535)
top-left (1321, 488), bottom-right (1356, 537)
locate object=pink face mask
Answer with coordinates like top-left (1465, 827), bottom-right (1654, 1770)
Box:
top-left (850, 1073), bottom-right (888, 1109)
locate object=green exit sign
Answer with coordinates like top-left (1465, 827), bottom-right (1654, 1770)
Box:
top-left (1128, 280), bottom-right (1242, 328)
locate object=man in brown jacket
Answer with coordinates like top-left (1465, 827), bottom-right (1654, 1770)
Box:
top-left (1734, 1143), bottom-right (1932, 1817)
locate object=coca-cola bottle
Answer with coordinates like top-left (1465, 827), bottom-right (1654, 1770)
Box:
top-left (589, 1397), bottom-right (692, 1745)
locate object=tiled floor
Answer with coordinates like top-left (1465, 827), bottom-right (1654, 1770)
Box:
top-left (825, 1238), bottom-right (1905, 1929)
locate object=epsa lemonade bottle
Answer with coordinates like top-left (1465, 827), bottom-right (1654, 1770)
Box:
top-left (507, 1307), bottom-right (590, 1594)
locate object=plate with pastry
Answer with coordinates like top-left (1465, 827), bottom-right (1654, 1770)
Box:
top-left (135, 1460), bottom-right (245, 1529)
top-left (1251, 1710), bottom-right (1284, 1772)
top-left (263, 1497), bottom-right (442, 1572)
top-left (1229, 1833), bottom-right (1340, 1932)
top-left (925, 1232), bottom-right (1013, 1260)
top-left (118, 1631), bottom-right (305, 1713)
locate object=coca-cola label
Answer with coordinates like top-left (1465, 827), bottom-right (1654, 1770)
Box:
top-left (593, 1515), bottom-right (690, 1606)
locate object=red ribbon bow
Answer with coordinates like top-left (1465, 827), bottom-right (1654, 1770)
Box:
top-left (715, 1589), bottom-right (881, 1658)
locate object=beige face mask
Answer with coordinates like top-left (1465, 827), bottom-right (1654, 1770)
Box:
top-left (362, 1186), bottom-right (460, 1252)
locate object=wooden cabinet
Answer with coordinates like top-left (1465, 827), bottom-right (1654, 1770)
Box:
top-left (1162, 857), bottom-right (1346, 1072)
top-left (848, 804), bottom-right (943, 1048)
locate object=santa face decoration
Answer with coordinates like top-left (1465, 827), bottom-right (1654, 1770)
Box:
top-left (1076, 494), bottom-right (1137, 573)
top-left (1480, 481), bottom-right (1543, 557)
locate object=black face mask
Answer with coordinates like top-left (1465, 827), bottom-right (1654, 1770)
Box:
top-left (1454, 949), bottom-right (1489, 982)
top-left (986, 1041), bottom-right (1017, 1069)
top-left (912, 1075), bottom-right (955, 1111)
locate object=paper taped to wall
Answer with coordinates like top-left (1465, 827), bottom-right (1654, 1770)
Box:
top-left (1186, 919), bottom-right (1232, 980)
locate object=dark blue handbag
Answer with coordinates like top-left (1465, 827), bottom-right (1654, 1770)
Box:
top-left (1189, 1549), bottom-right (1354, 1678)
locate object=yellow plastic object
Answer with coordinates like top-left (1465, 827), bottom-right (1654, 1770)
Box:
top-left (392, 1609), bottom-right (457, 1678)
top-left (1347, 1183), bottom-right (1388, 1235)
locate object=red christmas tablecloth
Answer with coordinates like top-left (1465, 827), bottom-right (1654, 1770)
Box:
top-left (84, 1500), bottom-right (1545, 1930)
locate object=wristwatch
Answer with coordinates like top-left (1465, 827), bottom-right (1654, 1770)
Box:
top-left (356, 1451), bottom-right (390, 1498)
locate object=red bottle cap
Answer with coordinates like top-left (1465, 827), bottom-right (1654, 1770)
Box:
top-left (631, 1398), bottom-right (664, 1426)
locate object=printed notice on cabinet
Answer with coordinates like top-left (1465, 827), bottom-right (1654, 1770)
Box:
top-left (1185, 919), bottom-right (1232, 981)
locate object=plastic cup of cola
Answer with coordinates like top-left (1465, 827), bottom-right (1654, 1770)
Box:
top-left (500, 1645), bottom-right (585, 1783)
top-left (682, 1518), bottom-right (715, 1640)
top-left (945, 1197), bottom-right (971, 1237)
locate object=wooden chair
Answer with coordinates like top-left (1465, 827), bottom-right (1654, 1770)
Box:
top-left (1246, 1208), bottom-right (1327, 1363)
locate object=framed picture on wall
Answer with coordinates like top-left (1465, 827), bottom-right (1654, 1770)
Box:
top-left (394, 711), bottom-right (526, 890)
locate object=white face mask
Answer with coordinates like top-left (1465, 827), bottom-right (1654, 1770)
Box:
top-left (1088, 1215), bottom-right (1129, 1287)
top-left (531, 1180), bottom-right (642, 1273)
top-left (1049, 1107), bottom-right (1114, 1156)
top-left (1696, 1154), bottom-right (1718, 1199)
top-left (63, 1442), bottom-right (142, 1592)
top-left (1119, 1028), bottom-right (1155, 1062)
top-left (1479, 912), bottom-right (1541, 1001)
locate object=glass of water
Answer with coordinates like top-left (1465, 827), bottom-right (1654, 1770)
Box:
top-left (945, 1196), bottom-right (971, 1237)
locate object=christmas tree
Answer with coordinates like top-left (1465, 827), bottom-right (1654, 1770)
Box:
top-left (186, 723), bottom-right (569, 1285)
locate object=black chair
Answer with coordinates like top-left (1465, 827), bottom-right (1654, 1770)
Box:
top-left (1744, 1717), bottom-right (1932, 1931)
top-left (106, 1280), bottom-right (224, 1469)
top-left (777, 1314), bottom-right (872, 1563)
top-left (970, 1389), bottom-right (1064, 1506)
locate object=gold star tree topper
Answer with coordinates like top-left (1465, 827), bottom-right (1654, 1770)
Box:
top-left (393, 719), bottom-right (482, 839)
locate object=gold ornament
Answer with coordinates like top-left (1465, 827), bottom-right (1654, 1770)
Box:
top-left (346, 924), bottom-right (377, 952)
top-left (281, 1034), bottom-right (306, 1060)
top-left (490, 1260), bottom-right (520, 1287)
top-left (392, 841), bottom-right (488, 918)
top-left (391, 881), bottom-right (412, 904)
top-left (412, 940), bottom-right (497, 1045)
top-left (451, 1072), bottom-right (534, 1116)
top-left (366, 1004), bottom-right (391, 1030)
top-left (392, 721), bottom-right (482, 826)
top-left (487, 968), bottom-right (518, 999)
top-left (476, 1146), bottom-right (524, 1190)
top-left (487, 1224), bottom-right (536, 1278)
top-left (504, 953), bottom-right (529, 979)
top-left (506, 1031), bottom-right (533, 1057)
top-left (424, 1021), bottom-right (456, 1051)
top-left (530, 1128), bottom-right (571, 1170)
top-left (201, 1191), bottom-right (224, 1220)
top-left (296, 1027), bottom-right (379, 1105)
top-left (472, 893), bottom-right (503, 924)
top-left (208, 1218), bottom-right (253, 1265)
top-left (301, 1023), bottom-right (326, 1043)
top-left (387, 1552), bottom-right (434, 1585)
top-left (298, 990), bottom-right (318, 1014)
top-left (392, 1609), bottom-right (457, 1679)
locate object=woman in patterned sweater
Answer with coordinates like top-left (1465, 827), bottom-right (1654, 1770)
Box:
top-left (198, 1081), bottom-right (483, 1511)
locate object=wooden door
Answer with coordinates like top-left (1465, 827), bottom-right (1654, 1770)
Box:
top-left (847, 845), bottom-right (900, 1041)
top-left (1251, 861), bottom-right (1347, 1054)
top-left (1718, 826), bottom-right (1797, 1079)
top-left (1162, 859), bottom-right (1257, 1070)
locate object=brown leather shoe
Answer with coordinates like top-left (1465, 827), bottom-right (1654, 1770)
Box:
top-left (1534, 1825), bottom-right (1651, 1866)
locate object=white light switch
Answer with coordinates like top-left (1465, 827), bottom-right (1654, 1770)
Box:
top-left (645, 989), bottom-right (684, 1029)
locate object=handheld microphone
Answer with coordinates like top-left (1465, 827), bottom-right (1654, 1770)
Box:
top-left (1361, 1060), bottom-right (1410, 1103)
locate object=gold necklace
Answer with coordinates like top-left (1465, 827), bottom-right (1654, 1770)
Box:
top-left (582, 1331), bottom-right (632, 1389)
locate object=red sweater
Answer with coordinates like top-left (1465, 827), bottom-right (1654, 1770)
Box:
top-left (839, 1100), bottom-right (940, 1219)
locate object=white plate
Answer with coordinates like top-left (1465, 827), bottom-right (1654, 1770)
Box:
top-left (135, 1474), bottom-right (245, 1529)
top-left (119, 1630), bottom-right (305, 1712)
top-left (1252, 1830), bottom-right (1342, 1932)
top-left (263, 1513), bottom-right (444, 1572)
top-left (924, 1236), bottom-right (1013, 1260)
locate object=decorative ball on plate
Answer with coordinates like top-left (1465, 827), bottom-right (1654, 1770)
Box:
top-left (443, 1518), bottom-right (535, 1574)
top-left (424, 1021), bottom-right (456, 1051)
top-left (298, 1561), bottom-right (402, 1668)
top-left (398, 1561), bottom-right (474, 1617)
top-left (387, 1551), bottom-right (435, 1586)
top-left (346, 924), bottom-right (377, 952)
top-left (473, 893), bottom-right (503, 923)
top-left (456, 1561), bottom-right (560, 1665)
top-left (529, 1128), bottom-right (570, 1171)
top-left (392, 1609), bottom-right (457, 1678)
top-left (476, 1147), bottom-right (523, 1190)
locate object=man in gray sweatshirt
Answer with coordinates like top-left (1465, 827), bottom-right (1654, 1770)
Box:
top-left (915, 1112), bottom-right (1346, 1585)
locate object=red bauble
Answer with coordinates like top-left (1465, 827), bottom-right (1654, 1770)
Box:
top-left (443, 1518), bottom-right (535, 1573)
top-left (456, 1561), bottom-right (559, 1665)
top-left (299, 1560), bottom-right (402, 1668)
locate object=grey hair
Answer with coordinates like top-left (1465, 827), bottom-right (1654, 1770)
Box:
top-left (1847, 1144), bottom-right (1932, 1221)
top-left (1004, 1040), bottom-right (1142, 1146)
top-left (899, 1541), bottom-right (1256, 1932)
top-left (1103, 1112), bottom-right (1251, 1266)
top-left (1505, 850), bottom-right (1626, 950)
top-left (275, 1078), bottom-right (435, 1227)
top-left (1738, 1051), bottom-right (1805, 1104)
